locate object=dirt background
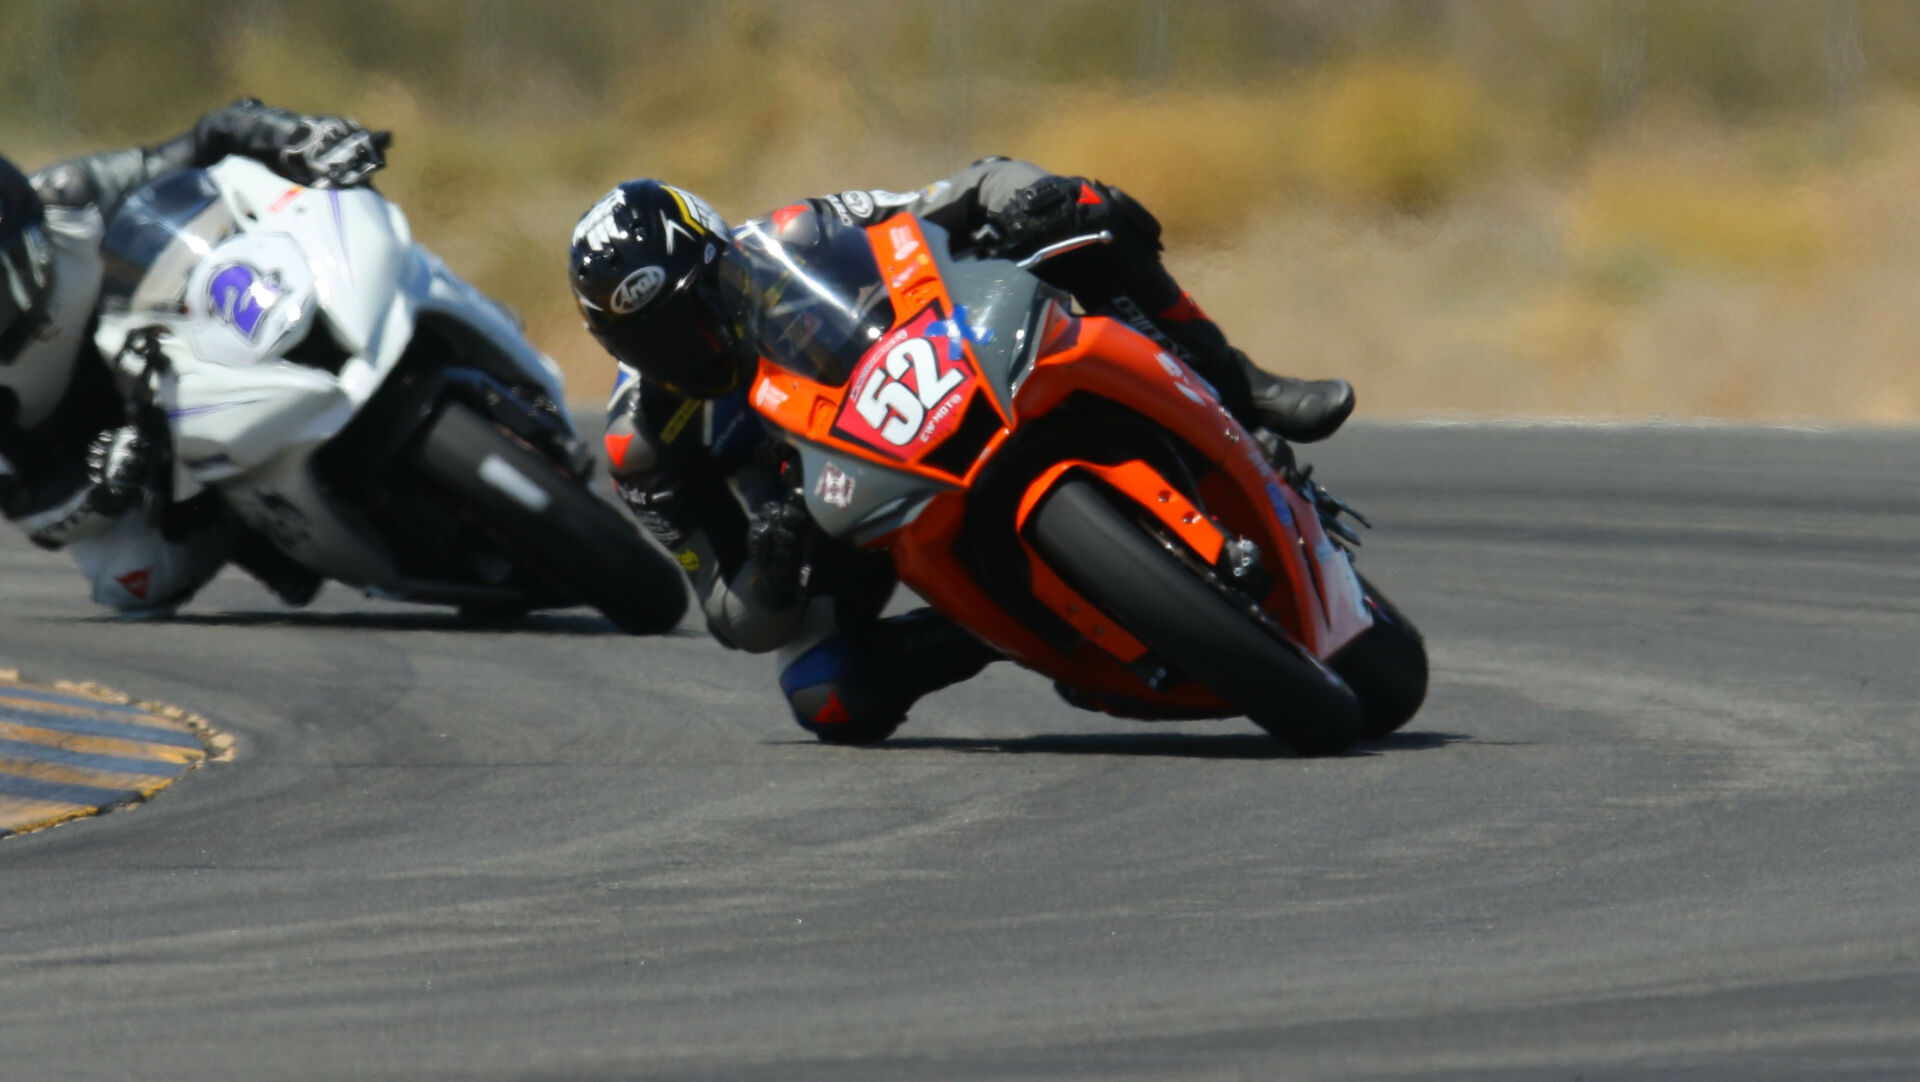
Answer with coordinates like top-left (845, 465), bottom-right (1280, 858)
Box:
top-left (7, 1), bottom-right (1919, 423)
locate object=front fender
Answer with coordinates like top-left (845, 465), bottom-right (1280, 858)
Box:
top-left (1010, 458), bottom-right (1227, 665)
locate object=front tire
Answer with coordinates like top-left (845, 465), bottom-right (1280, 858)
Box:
top-left (1330, 575), bottom-right (1429, 739)
top-left (410, 402), bottom-right (688, 634)
top-left (1027, 478), bottom-right (1363, 755)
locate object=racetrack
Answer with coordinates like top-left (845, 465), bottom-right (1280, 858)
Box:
top-left (2, 422), bottom-right (1917, 1081)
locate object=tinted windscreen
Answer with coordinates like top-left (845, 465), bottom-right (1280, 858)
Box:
top-left (98, 170), bottom-right (233, 315)
top-left (724, 212), bottom-right (894, 387)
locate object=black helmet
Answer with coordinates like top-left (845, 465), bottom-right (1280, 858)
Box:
top-left (568, 179), bottom-right (753, 399)
top-left (0, 157), bottom-right (54, 362)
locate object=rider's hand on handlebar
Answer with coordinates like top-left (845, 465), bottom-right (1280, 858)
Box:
top-left (84, 425), bottom-right (150, 516)
top-left (746, 499), bottom-right (812, 608)
top-left (279, 116), bottom-right (388, 188)
top-left (985, 175), bottom-right (1086, 257)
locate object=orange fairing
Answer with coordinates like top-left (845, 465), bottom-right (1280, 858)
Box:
top-left (1015, 317), bottom-right (1370, 659)
top-left (745, 215), bottom-right (1012, 485)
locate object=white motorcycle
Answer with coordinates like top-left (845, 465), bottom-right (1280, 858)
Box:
top-left (91, 156), bottom-right (687, 632)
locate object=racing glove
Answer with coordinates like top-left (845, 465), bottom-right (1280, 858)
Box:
top-left (84, 424), bottom-right (150, 515)
top-left (19, 425), bottom-right (150, 550)
top-left (277, 115), bottom-right (389, 189)
top-left (984, 174), bottom-right (1086, 256)
top-left (744, 498), bottom-right (813, 608)
top-left (195, 99), bottom-right (389, 188)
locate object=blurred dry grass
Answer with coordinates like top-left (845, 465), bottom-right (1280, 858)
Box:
top-left (7, 1), bottom-right (1920, 424)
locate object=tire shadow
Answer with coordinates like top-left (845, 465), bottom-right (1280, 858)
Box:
top-left (839, 729), bottom-right (1474, 760)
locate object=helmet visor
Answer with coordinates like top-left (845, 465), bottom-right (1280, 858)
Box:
top-left (0, 222), bottom-right (53, 361)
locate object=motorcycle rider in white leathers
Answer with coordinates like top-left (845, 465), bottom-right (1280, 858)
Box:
top-left (0, 100), bottom-right (385, 613)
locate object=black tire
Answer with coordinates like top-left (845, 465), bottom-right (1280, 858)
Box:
top-left (1027, 477), bottom-right (1363, 755)
top-left (1329, 575), bottom-right (1429, 739)
top-left (812, 716), bottom-right (902, 747)
top-left (409, 402), bottom-right (688, 634)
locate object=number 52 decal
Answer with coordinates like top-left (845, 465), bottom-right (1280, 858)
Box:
top-left (854, 337), bottom-right (964, 446)
top-left (833, 306), bottom-right (978, 459)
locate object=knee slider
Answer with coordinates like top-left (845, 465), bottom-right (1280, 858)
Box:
top-left (779, 634), bottom-right (856, 730)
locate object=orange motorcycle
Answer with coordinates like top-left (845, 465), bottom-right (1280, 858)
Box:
top-left (738, 211), bottom-right (1426, 753)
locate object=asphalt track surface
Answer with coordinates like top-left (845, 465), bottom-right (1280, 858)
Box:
top-left (2, 422), bottom-right (1917, 1081)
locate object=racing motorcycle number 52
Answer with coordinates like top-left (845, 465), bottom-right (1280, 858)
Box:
top-left (738, 207), bottom-right (1428, 752)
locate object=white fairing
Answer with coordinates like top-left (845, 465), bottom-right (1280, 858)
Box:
top-left (93, 157), bottom-right (569, 596)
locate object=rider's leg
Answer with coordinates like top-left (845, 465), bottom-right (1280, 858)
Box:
top-left (983, 167), bottom-right (1354, 443)
top-left (65, 512), bottom-right (231, 616)
top-left (778, 603), bottom-right (1000, 745)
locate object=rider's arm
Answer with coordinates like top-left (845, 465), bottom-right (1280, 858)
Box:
top-left (819, 157), bottom-right (1054, 249)
top-left (863, 158), bottom-right (1249, 416)
top-left (604, 371), bottom-right (807, 652)
top-left (32, 98), bottom-right (384, 221)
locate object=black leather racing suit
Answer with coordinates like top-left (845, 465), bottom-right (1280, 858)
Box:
top-left (0, 100), bottom-right (378, 611)
top-left (605, 157), bottom-right (1260, 741)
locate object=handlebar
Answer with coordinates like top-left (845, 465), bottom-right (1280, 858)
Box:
top-left (1013, 231), bottom-right (1114, 270)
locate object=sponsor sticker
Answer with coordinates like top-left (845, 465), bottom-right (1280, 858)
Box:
top-left (889, 257), bottom-right (929, 290)
top-left (815, 462), bottom-right (856, 508)
top-left (753, 377), bottom-right (790, 412)
top-left (889, 223), bottom-right (919, 262)
top-left (1153, 349), bottom-right (1207, 404)
top-left (610, 265), bottom-right (667, 315)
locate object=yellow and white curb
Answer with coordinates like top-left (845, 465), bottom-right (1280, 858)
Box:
top-left (0, 670), bottom-right (229, 838)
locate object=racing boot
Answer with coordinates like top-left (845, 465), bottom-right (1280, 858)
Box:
top-left (1236, 349), bottom-right (1355, 445)
top-left (781, 607), bottom-right (1000, 745)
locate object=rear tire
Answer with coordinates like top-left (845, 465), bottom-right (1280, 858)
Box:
top-left (1330, 575), bottom-right (1429, 739)
top-left (410, 403), bottom-right (688, 634)
top-left (1027, 478), bottom-right (1362, 755)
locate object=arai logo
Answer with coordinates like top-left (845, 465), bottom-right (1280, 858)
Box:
top-left (610, 265), bottom-right (667, 315)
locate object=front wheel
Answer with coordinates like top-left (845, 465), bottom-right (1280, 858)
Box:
top-left (1330, 575), bottom-right (1429, 739)
top-left (409, 402), bottom-right (688, 634)
top-left (1027, 478), bottom-right (1363, 755)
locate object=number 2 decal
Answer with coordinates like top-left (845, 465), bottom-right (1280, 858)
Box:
top-left (853, 337), bottom-right (964, 447)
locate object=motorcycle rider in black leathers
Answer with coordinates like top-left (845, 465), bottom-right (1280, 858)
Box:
top-left (0, 99), bottom-right (386, 613)
top-left (568, 159), bottom-right (1356, 743)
